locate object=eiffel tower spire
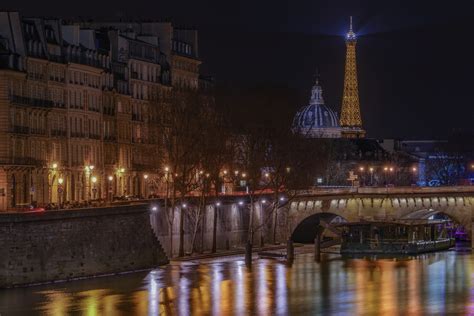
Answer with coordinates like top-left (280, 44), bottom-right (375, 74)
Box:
top-left (340, 16), bottom-right (365, 138)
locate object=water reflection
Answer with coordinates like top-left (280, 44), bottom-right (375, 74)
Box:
top-left (1, 247), bottom-right (474, 315)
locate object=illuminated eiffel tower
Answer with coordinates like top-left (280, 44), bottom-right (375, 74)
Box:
top-left (340, 16), bottom-right (366, 138)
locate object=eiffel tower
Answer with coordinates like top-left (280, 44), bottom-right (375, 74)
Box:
top-left (340, 16), bottom-right (366, 138)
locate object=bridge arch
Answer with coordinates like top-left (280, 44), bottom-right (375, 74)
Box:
top-left (291, 212), bottom-right (346, 243)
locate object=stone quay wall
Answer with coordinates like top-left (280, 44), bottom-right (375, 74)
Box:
top-left (0, 205), bottom-right (168, 288)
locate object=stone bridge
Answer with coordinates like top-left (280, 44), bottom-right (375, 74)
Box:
top-left (149, 186), bottom-right (474, 257)
top-left (277, 186), bottom-right (474, 247)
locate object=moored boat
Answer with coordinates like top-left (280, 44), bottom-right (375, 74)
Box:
top-left (338, 218), bottom-right (455, 255)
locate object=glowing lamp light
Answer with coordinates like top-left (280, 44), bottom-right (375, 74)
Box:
top-left (164, 166), bottom-right (169, 172)
top-left (265, 173), bottom-right (270, 178)
top-left (182, 203), bottom-right (187, 208)
top-left (359, 167), bottom-right (364, 172)
top-left (412, 167), bottom-right (417, 172)
top-left (151, 206), bottom-right (158, 212)
top-left (261, 199), bottom-right (267, 204)
top-left (279, 197), bottom-right (285, 201)
top-left (58, 178), bottom-right (64, 185)
top-left (120, 168), bottom-right (125, 173)
top-left (52, 163), bottom-right (58, 169)
top-left (216, 202), bottom-right (221, 207)
top-left (108, 175), bottom-right (113, 181)
top-left (384, 167), bottom-right (388, 171)
top-left (242, 173), bottom-right (247, 178)
top-left (389, 167), bottom-right (394, 172)
top-left (223, 170), bottom-right (228, 175)
top-left (91, 176), bottom-right (97, 183)
top-left (369, 167), bottom-right (374, 172)
top-left (144, 174), bottom-right (149, 179)
top-left (234, 170), bottom-right (239, 175)
top-left (238, 201), bottom-right (244, 206)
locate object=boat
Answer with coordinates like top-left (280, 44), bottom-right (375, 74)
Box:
top-left (338, 216), bottom-right (455, 255)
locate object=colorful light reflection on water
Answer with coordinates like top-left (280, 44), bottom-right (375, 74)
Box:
top-left (1, 247), bottom-right (474, 315)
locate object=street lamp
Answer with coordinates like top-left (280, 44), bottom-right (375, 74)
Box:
top-left (91, 176), bottom-right (98, 200)
top-left (369, 167), bottom-right (374, 186)
top-left (259, 199), bottom-right (267, 247)
top-left (57, 177), bottom-right (64, 209)
top-left (108, 176), bottom-right (114, 202)
top-left (143, 174), bottom-right (149, 199)
top-left (48, 163), bottom-right (59, 205)
top-left (358, 166), bottom-right (365, 185)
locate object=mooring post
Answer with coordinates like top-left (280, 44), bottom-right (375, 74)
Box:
top-left (287, 239), bottom-right (294, 262)
top-left (314, 232), bottom-right (321, 262)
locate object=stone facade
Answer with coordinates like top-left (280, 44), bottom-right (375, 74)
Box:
top-left (0, 204), bottom-right (168, 287)
top-left (0, 12), bottom-right (208, 210)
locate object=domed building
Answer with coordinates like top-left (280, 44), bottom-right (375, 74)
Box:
top-left (292, 77), bottom-right (342, 138)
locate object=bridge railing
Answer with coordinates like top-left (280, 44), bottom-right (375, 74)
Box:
top-left (298, 186), bottom-right (474, 196)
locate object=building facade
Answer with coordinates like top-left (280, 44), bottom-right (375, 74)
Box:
top-left (0, 12), bottom-right (206, 210)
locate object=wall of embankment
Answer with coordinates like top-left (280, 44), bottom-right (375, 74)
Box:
top-left (0, 204), bottom-right (168, 288)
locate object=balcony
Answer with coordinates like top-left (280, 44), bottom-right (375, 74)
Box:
top-left (51, 129), bottom-right (67, 137)
top-left (89, 134), bottom-right (101, 140)
top-left (52, 102), bottom-right (66, 109)
top-left (0, 156), bottom-right (45, 166)
top-left (30, 128), bottom-right (47, 136)
top-left (10, 125), bottom-right (29, 134)
top-left (10, 95), bottom-right (53, 109)
top-left (132, 163), bottom-right (154, 171)
top-left (70, 132), bottom-right (85, 138)
top-left (104, 135), bottom-right (117, 142)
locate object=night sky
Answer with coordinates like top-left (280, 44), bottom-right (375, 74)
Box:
top-left (6, 0), bottom-right (474, 139)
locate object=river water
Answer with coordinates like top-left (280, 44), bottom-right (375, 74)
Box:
top-left (1, 244), bottom-right (474, 315)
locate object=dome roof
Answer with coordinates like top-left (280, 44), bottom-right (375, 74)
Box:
top-left (293, 78), bottom-right (341, 138)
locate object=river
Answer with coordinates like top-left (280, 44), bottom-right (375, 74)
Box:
top-left (1, 244), bottom-right (473, 315)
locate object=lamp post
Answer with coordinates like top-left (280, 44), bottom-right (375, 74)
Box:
top-left (143, 174), bottom-right (149, 199)
top-left (358, 166), bottom-right (365, 186)
top-left (212, 201), bottom-right (220, 253)
top-left (108, 175), bottom-right (113, 202)
top-left (85, 165), bottom-right (95, 201)
top-left (369, 167), bottom-right (374, 186)
top-left (48, 162), bottom-right (58, 205)
top-left (389, 166), bottom-right (394, 186)
top-left (91, 176), bottom-right (97, 200)
top-left (411, 166), bottom-right (418, 186)
top-left (179, 202), bottom-right (187, 257)
top-left (260, 199), bottom-right (266, 247)
top-left (57, 177), bottom-right (64, 209)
